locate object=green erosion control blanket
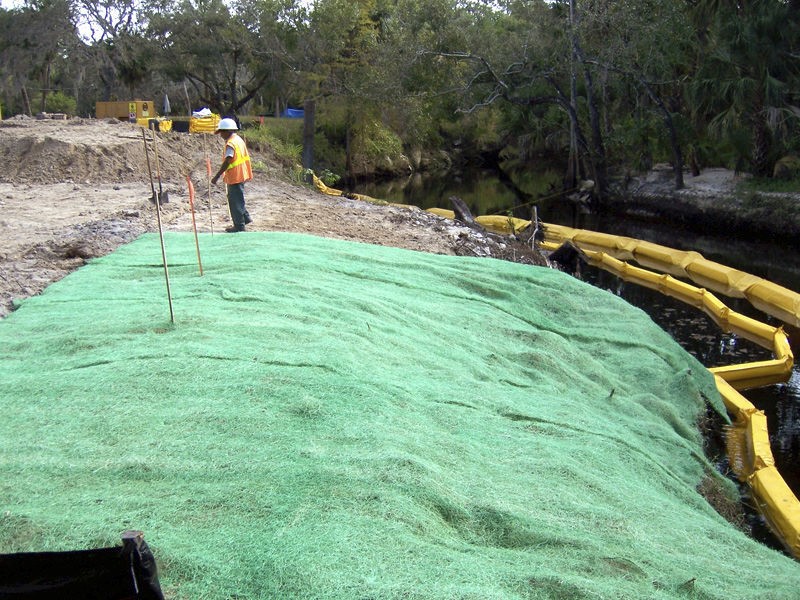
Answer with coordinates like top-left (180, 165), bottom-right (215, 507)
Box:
top-left (1, 232), bottom-right (798, 599)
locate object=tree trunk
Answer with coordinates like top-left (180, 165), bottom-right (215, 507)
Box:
top-left (569, 4), bottom-right (608, 205)
top-left (543, 76), bottom-right (590, 190)
top-left (641, 80), bottom-right (684, 189)
top-left (21, 84), bottom-right (32, 116)
top-left (345, 107), bottom-right (354, 182)
top-left (302, 99), bottom-right (316, 182)
top-left (183, 81), bottom-right (192, 115)
top-left (580, 60), bottom-right (609, 205)
top-left (566, 0), bottom-right (579, 191)
top-left (751, 112), bottom-right (772, 178)
top-left (40, 62), bottom-right (52, 113)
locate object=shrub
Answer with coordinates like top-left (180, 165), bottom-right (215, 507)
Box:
top-left (45, 91), bottom-right (77, 116)
top-left (246, 119), bottom-right (302, 165)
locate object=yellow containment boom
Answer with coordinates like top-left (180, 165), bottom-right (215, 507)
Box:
top-left (313, 174), bottom-right (393, 206)
top-left (537, 225), bottom-right (800, 560)
top-left (542, 223), bottom-right (800, 328)
top-left (312, 175), bottom-right (800, 559)
top-left (581, 251), bottom-right (794, 391)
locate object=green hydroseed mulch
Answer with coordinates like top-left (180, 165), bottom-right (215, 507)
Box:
top-left (1, 232), bottom-right (798, 599)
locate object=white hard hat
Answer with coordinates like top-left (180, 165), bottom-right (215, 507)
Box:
top-left (216, 118), bottom-right (238, 131)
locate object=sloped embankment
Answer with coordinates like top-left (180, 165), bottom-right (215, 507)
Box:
top-left (1, 232), bottom-right (799, 598)
top-left (621, 167), bottom-right (800, 242)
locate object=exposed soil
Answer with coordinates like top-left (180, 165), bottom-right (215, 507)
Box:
top-left (622, 165), bottom-right (800, 243)
top-left (0, 117), bottom-right (545, 318)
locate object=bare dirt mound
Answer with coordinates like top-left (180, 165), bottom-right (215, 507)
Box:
top-left (0, 117), bottom-right (210, 185)
top-left (0, 117), bottom-right (546, 318)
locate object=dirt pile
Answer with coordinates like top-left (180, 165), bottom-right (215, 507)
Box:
top-left (0, 117), bottom-right (547, 318)
top-left (0, 117), bottom-right (212, 185)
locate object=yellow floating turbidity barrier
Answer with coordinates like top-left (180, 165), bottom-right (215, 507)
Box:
top-left (312, 176), bottom-right (800, 559)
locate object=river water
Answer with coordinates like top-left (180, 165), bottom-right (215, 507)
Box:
top-left (356, 170), bottom-right (800, 547)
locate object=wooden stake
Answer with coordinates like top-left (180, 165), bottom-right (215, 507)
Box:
top-left (150, 128), bottom-right (174, 323)
top-left (203, 134), bottom-right (214, 235)
top-left (186, 175), bottom-right (204, 276)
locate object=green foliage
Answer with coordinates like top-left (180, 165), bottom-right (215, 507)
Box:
top-left (738, 176), bottom-right (800, 194)
top-left (0, 0), bottom-right (77, 115)
top-left (246, 119), bottom-right (303, 164)
top-left (251, 117), bottom-right (302, 145)
top-left (147, 0), bottom-right (300, 115)
top-left (297, 167), bottom-right (339, 187)
top-left (689, 0), bottom-right (800, 176)
top-left (351, 118), bottom-right (404, 164)
top-left (316, 168), bottom-right (341, 186)
top-left (2, 0), bottom-right (799, 183)
top-left (44, 90), bottom-right (76, 115)
top-left (250, 159), bottom-right (269, 173)
top-left (685, 137), bottom-right (720, 172)
top-left (606, 115), bottom-right (661, 172)
top-left (309, 132), bottom-right (343, 175)
top-left (439, 106), bottom-right (508, 159)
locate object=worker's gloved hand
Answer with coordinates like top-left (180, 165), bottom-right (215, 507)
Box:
top-left (211, 175), bottom-right (219, 185)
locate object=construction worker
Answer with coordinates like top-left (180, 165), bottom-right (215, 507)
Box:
top-left (211, 117), bottom-right (253, 232)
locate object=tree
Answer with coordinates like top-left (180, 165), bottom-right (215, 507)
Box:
top-left (0, 0), bottom-right (78, 115)
top-left (574, 0), bottom-right (695, 189)
top-left (65, 1), bottom-right (167, 107)
top-left (298, 0), bottom-right (382, 178)
top-left (420, 2), bottom-right (614, 199)
top-left (443, 0), bottom-right (698, 197)
top-left (74, 0), bottom-right (148, 42)
top-left (240, 0), bottom-right (308, 110)
top-left (689, 0), bottom-right (800, 176)
top-left (148, 0), bottom-right (285, 115)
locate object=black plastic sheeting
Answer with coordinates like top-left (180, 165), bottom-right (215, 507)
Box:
top-left (0, 531), bottom-right (163, 599)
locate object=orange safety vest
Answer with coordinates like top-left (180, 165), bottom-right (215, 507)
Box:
top-left (222, 133), bottom-right (253, 184)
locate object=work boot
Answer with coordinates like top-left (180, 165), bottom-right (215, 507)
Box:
top-left (225, 225), bottom-right (245, 233)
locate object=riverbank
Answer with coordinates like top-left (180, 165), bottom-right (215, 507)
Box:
top-left (620, 167), bottom-right (800, 244)
top-left (0, 117), bottom-right (544, 318)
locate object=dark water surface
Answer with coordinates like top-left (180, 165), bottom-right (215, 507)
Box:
top-left (554, 213), bottom-right (800, 503)
top-left (357, 172), bottom-right (800, 513)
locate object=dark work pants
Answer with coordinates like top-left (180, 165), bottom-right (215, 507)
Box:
top-left (226, 182), bottom-right (251, 231)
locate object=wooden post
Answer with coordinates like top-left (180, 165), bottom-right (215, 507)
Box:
top-left (302, 99), bottom-right (316, 182)
top-left (183, 80), bottom-right (192, 115)
top-left (150, 128), bottom-right (175, 323)
top-left (186, 175), bottom-right (204, 276)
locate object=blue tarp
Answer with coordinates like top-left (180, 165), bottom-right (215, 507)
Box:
top-left (281, 108), bottom-right (304, 118)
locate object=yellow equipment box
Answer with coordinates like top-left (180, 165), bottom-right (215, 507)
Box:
top-left (96, 100), bottom-right (154, 121)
